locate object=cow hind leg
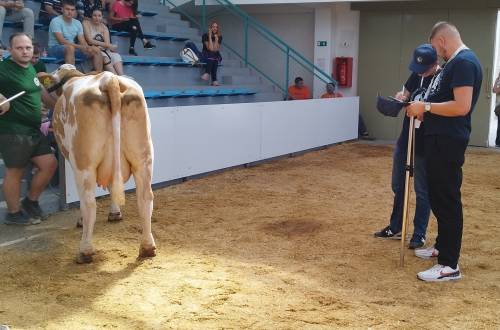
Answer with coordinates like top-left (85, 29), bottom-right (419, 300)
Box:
top-left (75, 170), bottom-right (98, 264)
top-left (132, 166), bottom-right (156, 259)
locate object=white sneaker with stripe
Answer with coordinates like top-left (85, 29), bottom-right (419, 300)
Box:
top-left (417, 264), bottom-right (462, 282)
top-left (414, 246), bottom-right (439, 259)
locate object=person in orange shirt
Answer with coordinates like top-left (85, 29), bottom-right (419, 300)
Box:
top-left (321, 82), bottom-right (343, 98)
top-left (287, 77), bottom-right (311, 100)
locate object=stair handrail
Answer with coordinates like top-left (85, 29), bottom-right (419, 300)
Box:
top-left (161, 0), bottom-right (336, 97)
top-left (210, 0), bottom-right (335, 86)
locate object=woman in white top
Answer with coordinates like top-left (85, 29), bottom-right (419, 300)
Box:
top-left (83, 8), bottom-right (124, 75)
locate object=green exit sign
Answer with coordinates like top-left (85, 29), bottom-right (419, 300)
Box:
top-left (317, 41), bottom-right (327, 47)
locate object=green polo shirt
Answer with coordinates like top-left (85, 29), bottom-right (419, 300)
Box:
top-left (33, 60), bottom-right (47, 73)
top-left (0, 59), bottom-right (42, 135)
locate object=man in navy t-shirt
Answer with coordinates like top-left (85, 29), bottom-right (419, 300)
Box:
top-left (407, 22), bottom-right (483, 282)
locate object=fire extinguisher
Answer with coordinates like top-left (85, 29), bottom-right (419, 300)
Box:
top-left (338, 60), bottom-right (347, 86)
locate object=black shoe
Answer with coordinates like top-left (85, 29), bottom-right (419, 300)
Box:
top-left (374, 225), bottom-right (401, 239)
top-left (129, 47), bottom-right (138, 56)
top-left (409, 236), bottom-right (426, 249)
top-left (360, 132), bottom-right (375, 141)
top-left (143, 41), bottom-right (156, 50)
top-left (4, 211), bottom-right (41, 225)
top-left (21, 197), bottom-right (43, 220)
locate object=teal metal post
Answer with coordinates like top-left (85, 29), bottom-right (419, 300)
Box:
top-left (202, 0), bottom-right (207, 32)
top-left (244, 17), bottom-right (248, 66)
top-left (285, 47), bottom-right (290, 100)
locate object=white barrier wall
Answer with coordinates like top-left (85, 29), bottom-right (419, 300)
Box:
top-left (64, 97), bottom-right (359, 203)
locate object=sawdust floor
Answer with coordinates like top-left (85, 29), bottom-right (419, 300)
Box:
top-left (0, 142), bottom-right (499, 329)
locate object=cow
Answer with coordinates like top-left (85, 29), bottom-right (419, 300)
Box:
top-left (41, 64), bottom-right (156, 263)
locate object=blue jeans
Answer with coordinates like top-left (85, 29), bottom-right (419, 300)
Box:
top-left (48, 45), bottom-right (88, 62)
top-left (389, 143), bottom-right (431, 239)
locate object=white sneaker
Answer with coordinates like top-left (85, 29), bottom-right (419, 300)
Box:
top-left (417, 264), bottom-right (462, 282)
top-left (415, 246), bottom-right (439, 259)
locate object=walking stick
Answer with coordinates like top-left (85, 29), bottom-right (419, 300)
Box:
top-left (399, 116), bottom-right (415, 267)
top-left (0, 91), bottom-right (25, 108)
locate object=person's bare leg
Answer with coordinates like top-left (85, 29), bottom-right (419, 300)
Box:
top-left (3, 167), bottom-right (25, 213)
top-left (113, 61), bottom-right (124, 75)
top-left (92, 49), bottom-right (104, 72)
top-left (64, 45), bottom-right (75, 65)
top-left (27, 154), bottom-right (57, 201)
top-left (104, 63), bottom-right (116, 74)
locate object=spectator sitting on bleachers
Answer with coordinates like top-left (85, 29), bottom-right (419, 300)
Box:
top-left (321, 82), bottom-right (343, 98)
top-left (201, 21), bottom-right (222, 86)
top-left (47, 0), bottom-right (102, 71)
top-left (83, 8), bottom-right (123, 75)
top-left (39, 0), bottom-right (62, 25)
top-left (287, 77), bottom-right (311, 100)
top-left (101, 0), bottom-right (113, 12)
top-left (109, 0), bottom-right (155, 56)
top-left (81, 0), bottom-right (101, 20)
top-left (0, 0), bottom-right (34, 40)
top-left (31, 42), bottom-right (47, 75)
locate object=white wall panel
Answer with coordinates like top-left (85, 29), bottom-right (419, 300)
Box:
top-left (65, 98), bottom-right (358, 203)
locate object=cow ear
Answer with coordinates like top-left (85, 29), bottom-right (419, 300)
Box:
top-left (38, 73), bottom-right (56, 89)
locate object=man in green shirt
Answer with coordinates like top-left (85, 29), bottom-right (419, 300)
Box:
top-left (31, 43), bottom-right (47, 74)
top-left (0, 32), bottom-right (57, 225)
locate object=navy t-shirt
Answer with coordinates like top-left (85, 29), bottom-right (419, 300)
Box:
top-left (397, 72), bottom-right (435, 156)
top-left (202, 33), bottom-right (222, 57)
top-left (424, 49), bottom-right (483, 141)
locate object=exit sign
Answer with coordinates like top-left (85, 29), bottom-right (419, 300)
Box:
top-left (317, 41), bottom-right (327, 47)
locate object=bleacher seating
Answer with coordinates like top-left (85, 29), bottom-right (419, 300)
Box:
top-left (0, 0), bottom-right (283, 221)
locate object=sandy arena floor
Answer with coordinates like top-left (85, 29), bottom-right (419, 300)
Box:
top-left (0, 142), bottom-right (499, 329)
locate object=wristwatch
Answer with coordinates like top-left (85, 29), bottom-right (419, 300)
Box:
top-left (424, 102), bottom-right (432, 112)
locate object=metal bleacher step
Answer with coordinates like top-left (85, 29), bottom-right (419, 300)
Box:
top-left (143, 87), bottom-right (257, 99)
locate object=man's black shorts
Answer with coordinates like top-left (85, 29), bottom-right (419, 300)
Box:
top-left (0, 133), bottom-right (53, 168)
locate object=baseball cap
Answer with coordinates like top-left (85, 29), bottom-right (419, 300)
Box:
top-left (376, 95), bottom-right (408, 117)
top-left (409, 44), bottom-right (437, 74)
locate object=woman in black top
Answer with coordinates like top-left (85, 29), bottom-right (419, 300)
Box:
top-left (201, 21), bottom-right (222, 86)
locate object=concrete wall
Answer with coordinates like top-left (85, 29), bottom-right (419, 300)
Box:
top-left (212, 5), bottom-right (315, 94)
top-left (197, 0), bottom-right (418, 4)
top-left (490, 10), bottom-right (500, 147)
top-left (313, 3), bottom-right (359, 98)
top-left (210, 3), bottom-right (360, 98)
top-left (64, 98), bottom-right (359, 203)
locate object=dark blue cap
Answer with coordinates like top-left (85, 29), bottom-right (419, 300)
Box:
top-left (408, 44), bottom-right (437, 74)
top-left (376, 95), bottom-right (407, 117)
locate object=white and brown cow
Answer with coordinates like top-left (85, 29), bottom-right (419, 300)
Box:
top-left (43, 64), bottom-right (156, 263)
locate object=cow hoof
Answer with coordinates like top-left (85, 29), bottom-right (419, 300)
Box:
top-left (107, 212), bottom-right (123, 222)
top-left (138, 246), bottom-right (156, 259)
top-left (76, 217), bottom-right (83, 228)
top-left (76, 253), bottom-right (93, 264)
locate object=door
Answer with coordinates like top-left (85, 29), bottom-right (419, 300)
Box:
top-left (449, 9), bottom-right (497, 146)
top-left (358, 11), bottom-right (403, 140)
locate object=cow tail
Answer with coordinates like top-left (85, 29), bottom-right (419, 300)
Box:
top-left (105, 75), bottom-right (125, 206)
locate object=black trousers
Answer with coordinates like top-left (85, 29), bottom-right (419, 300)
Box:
top-left (496, 114), bottom-right (500, 146)
top-left (205, 59), bottom-right (219, 82)
top-left (112, 18), bottom-right (144, 48)
top-left (424, 135), bottom-right (467, 269)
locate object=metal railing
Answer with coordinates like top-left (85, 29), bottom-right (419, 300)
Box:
top-left (161, 0), bottom-right (336, 98)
